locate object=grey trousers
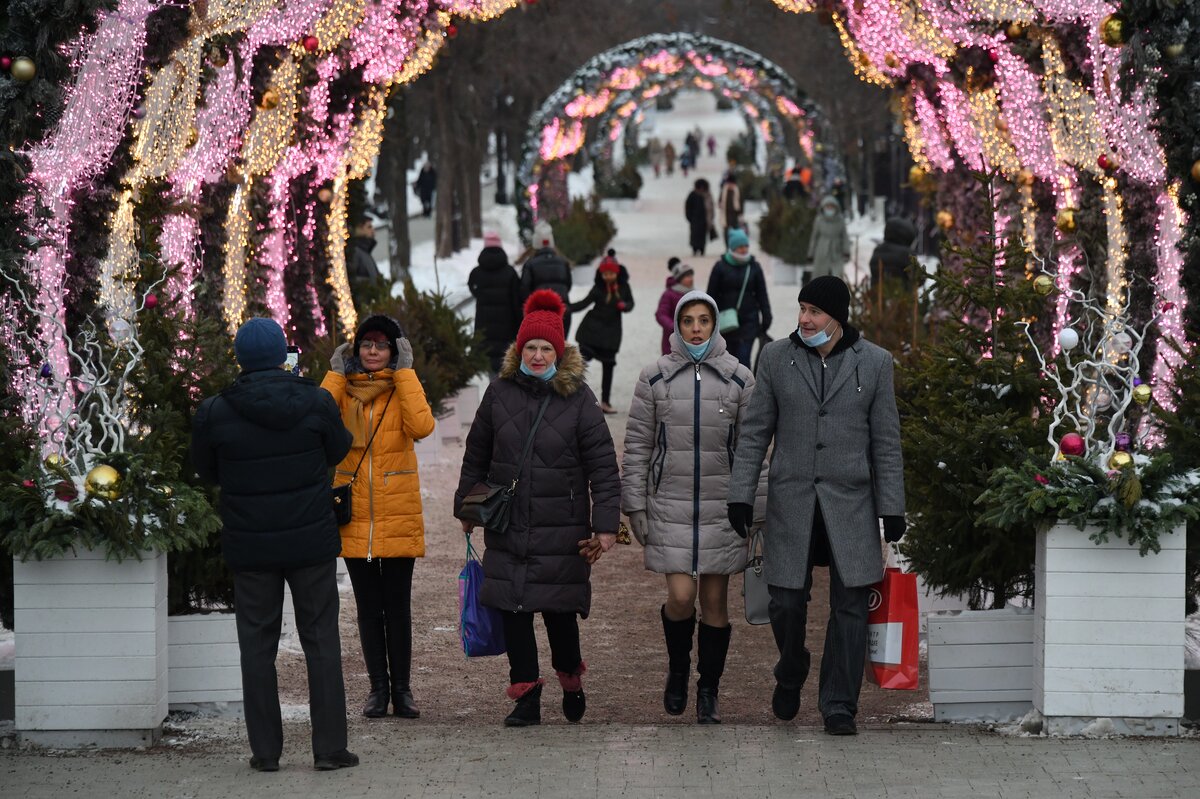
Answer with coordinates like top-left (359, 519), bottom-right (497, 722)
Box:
top-left (233, 560), bottom-right (347, 760)
top-left (767, 517), bottom-right (871, 720)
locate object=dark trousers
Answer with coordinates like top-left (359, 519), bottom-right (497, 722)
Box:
top-left (579, 345), bottom-right (616, 404)
top-left (233, 560), bottom-right (347, 759)
top-left (344, 557), bottom-right (414, 688)
top-left (500, 610), bottom-right (581, 684)
top-left (767, 507), bottom-right (871, 720)
top-left (726, 329), bottom-right (758, 369)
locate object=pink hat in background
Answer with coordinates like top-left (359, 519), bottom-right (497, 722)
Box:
top-left (483, 231), bottom-right (503, 248)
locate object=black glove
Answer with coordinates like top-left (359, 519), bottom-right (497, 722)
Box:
top-left (882, 515), bottom-right (906, 543)
top-left (727, 503), bottom-right (753, 539)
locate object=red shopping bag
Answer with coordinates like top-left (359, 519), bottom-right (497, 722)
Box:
top-left (865, 566), bottom-right (919, 690)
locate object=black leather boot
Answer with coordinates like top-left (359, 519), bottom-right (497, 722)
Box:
top-left (504, 682), bottom-right (542, 727)
top-left (391, 686), bottom-right (420, 718)
top-left (696, 622), bottom-right (731, 724)
top-left (661, 606), bottom-right (696, 716)
top-left (358, 617), bottom-right (390, 718)
top-left (362, 676), bottom-right (390, 718)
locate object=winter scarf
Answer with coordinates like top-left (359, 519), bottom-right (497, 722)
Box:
top-left (344, 370), bottom-right (395, 446)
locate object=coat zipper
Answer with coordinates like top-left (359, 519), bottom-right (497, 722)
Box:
top-left (382, 469), bottom-right (416, 485)
top-left (366, 400), bottom-right (376, 562)
top-left (692, 363), bottom-right (701, 580)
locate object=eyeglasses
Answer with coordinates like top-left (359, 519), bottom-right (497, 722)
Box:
top-left (359, 341), bottom-right (391, 352)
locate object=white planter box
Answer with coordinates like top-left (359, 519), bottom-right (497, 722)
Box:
top-left (167, 612), bottom-right (242, 711)
top-left (928, 607), bottom-right (1034, 722)
top-left (13, 548), bottom-right (168, 747)
top-left (1034, 523), bottom-right (1186, 736)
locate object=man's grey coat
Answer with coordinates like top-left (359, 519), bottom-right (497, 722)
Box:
top-left (728, 331), bottom-right (904, 589)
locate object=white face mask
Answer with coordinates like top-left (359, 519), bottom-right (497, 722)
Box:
top-left (822, 208), bottom-right (837, 218)
top-left (799, 319), bottom-right (837, 347)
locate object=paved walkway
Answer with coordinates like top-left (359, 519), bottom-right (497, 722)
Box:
top-left (2, 720), bottom-right (1197, 798)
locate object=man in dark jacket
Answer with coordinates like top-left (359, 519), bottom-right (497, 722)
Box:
top-left (191, 317), bottom-right (357, 773)
top-left (469, 232), bottom-right (522, 378)
top-left (519, 221), bottom-right (574, 334)
top-left (869, 217), bottom-right (918, 290)
top-left (414, 162), bottom-right (436, 217)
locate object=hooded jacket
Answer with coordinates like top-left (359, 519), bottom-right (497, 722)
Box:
top-left (869, 217), bottom-right (918, 287)
top-left (655, 276), bottom-right (689, 355)
top-left (321, 364), bottom-right (436, 559)
top-left (807, 195), bottom-right (850, 279)
top-left (468, 245), bottom-right (522, 358)
top-left (454, 344), bottom-right (621, 616)
top-left (192, 369), bottom-right (352, 572)
top-left (622, 291), bottom-right (755, 576)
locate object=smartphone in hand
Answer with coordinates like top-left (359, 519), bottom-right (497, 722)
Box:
top-left (285, 345), bottom-right (300, 376)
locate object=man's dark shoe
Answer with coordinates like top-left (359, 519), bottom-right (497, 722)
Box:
top-left (249, 756), bottom-right (279, 772)
top-left (824, 713), bottom-right (858, 736)
top-left (313, 749), bottom-right (360, 770)
top-left (772, 683), bottom-right (801, 721)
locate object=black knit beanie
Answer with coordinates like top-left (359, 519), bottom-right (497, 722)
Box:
top-left (797, 276), bottom-right (850, 326)
top-left (354, 314), bottom-right (403, 353)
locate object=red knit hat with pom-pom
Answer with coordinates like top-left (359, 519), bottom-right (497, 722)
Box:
top-left (517, 289), bottom-right (566, 357)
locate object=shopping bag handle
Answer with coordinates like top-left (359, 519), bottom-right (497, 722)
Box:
top-left (466, 532), bottom-right (482, 563)
top-left (884, 541), bottom-right (902, 570)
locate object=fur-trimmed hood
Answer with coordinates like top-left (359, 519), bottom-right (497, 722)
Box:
top-left (498, 342), bottom-right (587, 397)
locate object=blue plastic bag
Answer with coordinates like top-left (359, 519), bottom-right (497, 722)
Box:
top-left (459, 535), bottom-right (506, 657)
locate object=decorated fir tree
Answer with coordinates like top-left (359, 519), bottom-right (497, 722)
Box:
top-left (897, 182), bottom-right (1052, 610)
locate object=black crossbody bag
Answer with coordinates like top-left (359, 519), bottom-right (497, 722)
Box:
top-left (459, 394), bottom-right (551, 534)
top-left (332, 390), bottom-right (393, 526)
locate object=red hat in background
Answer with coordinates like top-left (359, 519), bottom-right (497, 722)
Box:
top-left (598, 257), bottom-right (620, 275)
top-left (516, 290), bottom-right (566, 357)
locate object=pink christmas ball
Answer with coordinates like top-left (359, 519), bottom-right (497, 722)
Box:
top-left (144, 292), bottom-right (158, 309)
top-left (1060, 433), bottom-right (1086, 457)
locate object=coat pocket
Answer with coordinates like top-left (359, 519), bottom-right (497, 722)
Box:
top-left (382, 469), bottom-right (416, 485)
top-left (650, 421), bottom-right (667, 494)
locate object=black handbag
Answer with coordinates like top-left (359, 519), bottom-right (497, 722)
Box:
top-left (332, 389), bottom-right (393, 526)
top-left (459, 394), bottom-right (550, 534)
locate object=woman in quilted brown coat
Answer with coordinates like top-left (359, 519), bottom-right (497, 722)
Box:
top-left (323, 315), bottom-right (436, 721)
top-left (621, 290), bottom-right (755, 724)
top-left (454, 290), bottom-right (621, 727)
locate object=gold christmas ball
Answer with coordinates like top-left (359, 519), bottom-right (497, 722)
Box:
top-left (186, 127), bottom-right (199, 148)
top-left (1165, 43), bottom-right (1186, 59)
top-left (936, 210), bottom-right (955, 230)
top-left (1100, 14), bottom-right (1127, 47)
top-left (85, 464), bottom-right (122, 500)
top-left (1108, 451), bottom-right (1134, 470)
top-left (259, 89), bottom-right (280, 110)
top-left (1056, 207), bottom-right (1076, 233)
top-left (317, 187), bottom-right (333, 203)
top-left (1032, 274), bottom-right (1055, 296)
top-left (157, 484), bottom-right (174, 498)
top-left (10, 57), bottom-right (36, 82)
top-left (995, 118), bottom-right (1009, 134)
top-left (1006, 23), bottom-right (1024, 39)
top-left (1132, 383), bottom-right (1152, 405)
top-left (884, 52), bottom-right (898, 69)
top-left (908, 165), bottom-right (927, 186)
top-left (1191, 160), bottom-right (1200, 183)
top-left (44, 453), bottom-right (66, 469)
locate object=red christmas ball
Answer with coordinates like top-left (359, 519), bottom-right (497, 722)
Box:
top-left (21, 479), bottom-right (35, 488)
top-left (1060, 432), bottom-right (1086, 457)
top-left (0, 56), bottom-right (12, 71)
top-left (144, 293), bottom-right (158, 309)
top-left (302, 35), bottom-right (319, 52)
top-left (447, 23), bottom-right (458, 38)
top-left (1097, 153), bottom-right (1113, 171)
top-left (988, 50), bottom-right (1000, 63)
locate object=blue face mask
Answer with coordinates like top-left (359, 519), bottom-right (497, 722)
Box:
top-left (799, 319), bottom-right (836, 348)
top-left (520, 361), bottom-right (557, 381)
top-left (683, 338), bottom-right (712, 361)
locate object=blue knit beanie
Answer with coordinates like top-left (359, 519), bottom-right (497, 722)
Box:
top-left (234, 317), bottom-right (288, 373)
top-left (727, 228), bottom-right (750, 250)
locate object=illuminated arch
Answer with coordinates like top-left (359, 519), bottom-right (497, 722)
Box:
top-left (515, 32), bottom-right (837, 236)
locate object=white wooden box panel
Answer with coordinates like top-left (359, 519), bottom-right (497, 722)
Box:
top-left (928, 642), bottom-right (1033, 669)
top-left (927, 608), bottom-right (1034, 722)
top-left (167, 613), bottom-right (242, 708)
top-left (13, 550), bottom-right (168, 737)
top-left (1034, 524), bottom-right (1186, 728)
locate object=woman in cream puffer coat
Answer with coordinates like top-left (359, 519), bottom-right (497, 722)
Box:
top-left (621, 290), bottom-right (755, 725)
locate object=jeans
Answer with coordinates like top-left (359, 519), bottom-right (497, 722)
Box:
top-left (767, 505), bottom-right (871, 719)
top-left (233, 560), bottom-right (347, 759)
top-left (501, 610), bottom-right (581, 683)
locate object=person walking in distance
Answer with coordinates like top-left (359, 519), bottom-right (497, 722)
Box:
top-left (322, 315), bottom-right (436, 721)
top-left (685, 179), bottom-right (715, 257)
top-left (469, 231), bottom-right (522, 379)
top-left (807, 195), bottom-right (851, 282)
top-left (726, 276), bottom-right (906, 737)
top-left (706, 228), bottom-right (772, 368)
top-left (655, 258), bottom-right (694, 355)
top-left (519, 221), bottom-right (574, 335)
top-left (719, 174), bottom-right (743, 243)
top-left (569, 249), bottom-right (635, 414)
top-left (623, 291), bottom-right (756, 724)
top-left (414, 162), bottom-right (437, 218)
top-left (191, 318), bottom-right (358, 772)
top-left (455, 290), bottom-right (622, 727)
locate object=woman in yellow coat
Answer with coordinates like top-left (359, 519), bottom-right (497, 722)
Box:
top-left (322, 315), bottom-right (435, 719)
